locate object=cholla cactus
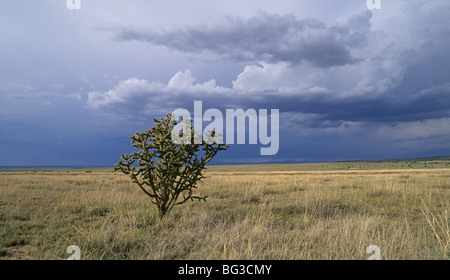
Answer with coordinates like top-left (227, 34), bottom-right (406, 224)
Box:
top-left (114, 113), bottom-right (228, 217)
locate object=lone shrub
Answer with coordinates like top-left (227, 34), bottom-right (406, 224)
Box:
top-left (114, 113), bottom-right (228, 217)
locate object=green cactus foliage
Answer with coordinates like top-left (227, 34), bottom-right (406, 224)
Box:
top-left (114, 113), bottom-right (228, 217)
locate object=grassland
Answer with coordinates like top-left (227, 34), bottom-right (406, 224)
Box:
top-left (0, 159), bottom-right (449, 260)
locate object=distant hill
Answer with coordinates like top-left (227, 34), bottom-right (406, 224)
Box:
top-left (208, 156), bottom-right (450, 172)
top-left (375, 156), bottom-right (450, 162)
top-left (336, 156), bottom-right (450, 163)
top-left (1, 156), bottom-right (449, 172)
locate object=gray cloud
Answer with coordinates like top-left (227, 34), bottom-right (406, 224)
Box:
top-left (90, 0), bottom-right (450, 125)
top-left (109, 11), bottom-right (373, 67)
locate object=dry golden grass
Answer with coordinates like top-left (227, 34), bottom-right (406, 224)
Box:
top-left (0, 167), bottom-right (449, 260)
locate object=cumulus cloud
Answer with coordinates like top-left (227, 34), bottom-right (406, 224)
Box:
top-left (232, 62), bottom-right (298, 93)
top-left (87, 78), bottom-right (162, 111)
top-left (87, 70), bottom-right (232, 118)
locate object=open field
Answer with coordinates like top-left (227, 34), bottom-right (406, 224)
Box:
top-left (1, 161), bottom-right (449, 260)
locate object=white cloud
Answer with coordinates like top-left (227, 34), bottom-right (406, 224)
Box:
top-left (167, 70), bottom-right (230, 94)
top-left (167, 70), bottom-right (196, 90)
top-left (87, 78), bottom-right (164, 109)
top-left (87, 70), bottom-right (231, 114)
top-left (232, 62), bottom-right (298, 93)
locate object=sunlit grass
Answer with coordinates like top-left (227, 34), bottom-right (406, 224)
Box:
top-left (0, 165), bottom-right (449, 259)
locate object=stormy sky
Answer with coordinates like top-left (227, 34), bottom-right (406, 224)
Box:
top-left (1, 0), bottom-right (449, 166)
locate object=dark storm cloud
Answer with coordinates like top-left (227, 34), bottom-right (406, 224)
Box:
top-left (87, 74), bottom-right (450, 128)
top-left (109, 11), bottom-right (372, 67)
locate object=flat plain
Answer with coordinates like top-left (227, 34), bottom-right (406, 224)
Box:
top-left (1, 158), bottom-right (449, 259)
